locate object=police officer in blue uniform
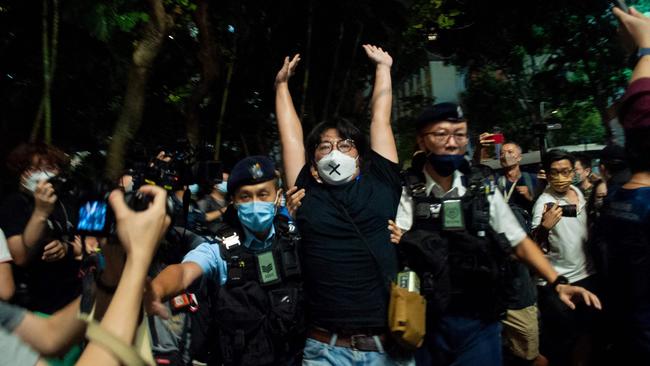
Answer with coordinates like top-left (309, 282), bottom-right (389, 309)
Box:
top-left (146, 156), bottom-right (304, 366)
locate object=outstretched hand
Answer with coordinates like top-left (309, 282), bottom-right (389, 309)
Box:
top-left (556, 284), bottom-right (602, 311)
top-left (275, 54), bottom-right (301, 86)
top-left (363, 44), bottom-right (392, 68)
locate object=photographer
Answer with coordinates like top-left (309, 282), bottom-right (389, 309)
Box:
top-left (197, 172), bottom-right (230, 235)
top-left (0, 185), bottom-right (171, 366)
top-left (530, 149), bottom-right (599, 365)
top-left (0, 142), bottom-right (81, 314)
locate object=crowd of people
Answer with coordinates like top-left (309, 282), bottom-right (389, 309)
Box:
top-left (1, 5), bottom-right (649, 366)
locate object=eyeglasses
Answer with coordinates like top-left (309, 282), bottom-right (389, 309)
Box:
top-left (316, 139), bottom-right (356, 155)
top-left (548, 168), bottom-right (574, 178)
top-left (421, 131), bottom-right (468, 143)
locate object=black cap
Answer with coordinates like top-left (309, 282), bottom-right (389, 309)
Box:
top-left (227, 156), bottom-right (276, 195)
top-left (415, 102), bottom-right (467, 132)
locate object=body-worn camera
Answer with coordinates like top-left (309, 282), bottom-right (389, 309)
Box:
top-left (545, 202), bottom-right (577, 217)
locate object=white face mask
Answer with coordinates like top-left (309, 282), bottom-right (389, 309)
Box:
top-left (22, 170), bottom-right (56, 192)
top-left (501, 154), bottom-right (519, 168)
top-left (316, 150), bottom-right (358, 185)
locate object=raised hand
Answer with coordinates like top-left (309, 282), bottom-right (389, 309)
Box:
top-left (363, 44), bottom-right (392, 68)
top-left (613, 6), bottom-right (650, 49)
top-left (275, 54), bottom-right (301, 86)
top-left (285, 186), bottom-right (305, 218)
top-left (108, 185), bottom-right (170, 262)
top-left (34, 180), bottom-right (57, 216)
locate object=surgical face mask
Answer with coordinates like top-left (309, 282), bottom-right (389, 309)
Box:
top-left (572, 172), bottom-right (582, 185)
top-left (188, 184), bottom-right (200, 195)
top-left (426, 153), bottom-right (467, 177)
top-left (236, 201), bottom-right (276, 234)
top-left (549, 175), bottom-right (573, 193)
top-left (22, 170), bottom-right (56, 193)
top-left (501, 154), bottom-right (518, 168)
top-left (316, 150), bottom-right (358, 185)
top-left (216, 181), bottom-right (228, 194)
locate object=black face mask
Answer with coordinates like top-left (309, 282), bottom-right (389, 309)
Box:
top-left (426, 153), bottom-right (468, 177)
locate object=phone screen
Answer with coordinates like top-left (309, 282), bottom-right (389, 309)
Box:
top-left (77, 200), bottom-right (108, 233)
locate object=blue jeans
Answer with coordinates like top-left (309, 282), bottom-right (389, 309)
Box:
top-left (428, 315), bottom-right (503, 366)
top-left (302, 336), bottom-right (415, 366)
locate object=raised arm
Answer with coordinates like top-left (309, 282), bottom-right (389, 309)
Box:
top-left (275, 54), bottom-right (305, 188)
top-left (614, 7), bottom-right (650, 82)
top-left (8, 181), bottom-right (57, 265)
top-left (363, 44), bottom-right (397, 163)
top-left (77, 186), bottom-right (170, 366)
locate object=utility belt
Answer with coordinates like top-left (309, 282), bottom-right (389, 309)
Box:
top-left (307, 327), bottom-right (387, 352)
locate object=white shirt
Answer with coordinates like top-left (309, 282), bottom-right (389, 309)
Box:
top-left (531, 185), bottom-right (591, 284)
top-left (0, 229), bottom-right (13, 263)
top-left (396, 169), bottom-right (527, 247)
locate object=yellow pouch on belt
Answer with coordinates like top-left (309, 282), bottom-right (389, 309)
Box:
top-left (388, 282), bottom-right (426, 350)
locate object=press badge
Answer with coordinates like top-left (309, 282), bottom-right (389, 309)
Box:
top-left (256, 251), bottom-right (280, 285)
top-left (442, 199), bottom-right (465, 230)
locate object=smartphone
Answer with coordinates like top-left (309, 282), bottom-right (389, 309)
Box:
top-left (492, 133), bottom-right (505, 144)
top-left (613, 0), bottom-right (629, 13)
top-left (544, 202), bottom-right (577, 217)
top-left (77, 199), bottom-right (113, 235)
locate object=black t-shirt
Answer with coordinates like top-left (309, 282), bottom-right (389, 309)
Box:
top-left (295, 151), bottom-right (401, 330)
top-left (0, 192), bottom-right (81, 314)
top-left (498, 172), bottom-right (537, 214)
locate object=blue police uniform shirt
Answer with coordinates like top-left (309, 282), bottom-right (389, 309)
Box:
top-left (182, 212), bottom-right (284, 285)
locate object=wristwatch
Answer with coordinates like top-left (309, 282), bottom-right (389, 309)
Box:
top-left (638, 48), bottom-right (650, 60)
top-left (549, 275), bottom-right (569, 291)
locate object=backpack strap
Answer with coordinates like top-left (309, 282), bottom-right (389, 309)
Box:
top-left (522, 172), bottom-right (534, 196)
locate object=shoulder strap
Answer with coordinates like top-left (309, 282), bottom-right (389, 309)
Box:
top-left (522, 172), bottom-right (534, 194)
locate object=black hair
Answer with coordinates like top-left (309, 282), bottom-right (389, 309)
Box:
top-left (573, 153), bottom-right (592, 171)
top-left (305, 118), bottom-right (370, 167)
top-left (542, 149), bottom-right (575, 173)
top-left (625, 127), bottom-right (650, 173)
top-left (6, 142), bottom-right (69, 176)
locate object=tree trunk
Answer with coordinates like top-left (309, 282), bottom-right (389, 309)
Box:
top-left (321, 21), bottom-right (345, 121)
top-left (300, 0), bottom-right (314, 122)
top-left (185, 0), bottom-right (219, 147)
top-left (334, 22), bottom-right (363, 118)
top-left (213, 59), bottom-right (235, 161)
top-left (105, 0), bottom-right (173, 180)
top-left (32, 0), bottom-right (58, 143)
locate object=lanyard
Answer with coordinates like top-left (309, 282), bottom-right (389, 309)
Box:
top-left (504, 179), bottom-right (518, 203)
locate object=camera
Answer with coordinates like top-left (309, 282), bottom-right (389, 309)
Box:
top-left (545, 202), bottom-right (577, 217)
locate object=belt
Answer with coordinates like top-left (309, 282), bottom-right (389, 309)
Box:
top-left (307, 328), bottom-right (386, 352)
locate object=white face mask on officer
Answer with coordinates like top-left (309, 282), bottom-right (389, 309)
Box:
top-left (316, 150), bottom-right (358, 185)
